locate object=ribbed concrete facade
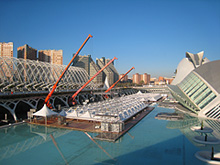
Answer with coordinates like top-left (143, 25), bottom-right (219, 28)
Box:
top-left (90, 60), bottom-right (103, 85)
top-left (96, 57), bottom-right (119, 86)
top-left (72, 55), bottom-right (119, 86)
top-left (73, 55), bottom-right (103, 85)
top-left (105, 58), bottom-right (119, 84)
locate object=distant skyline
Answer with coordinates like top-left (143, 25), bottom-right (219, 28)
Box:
top-left (1, 0), bottom-right (220, 78)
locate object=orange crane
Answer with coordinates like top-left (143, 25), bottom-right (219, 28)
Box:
top-left (104, 67), bottom-right (135, 98)
top-left (69, 57), bottom-right (118, 105)
top-left (44, 34), bottom-right (93, 108)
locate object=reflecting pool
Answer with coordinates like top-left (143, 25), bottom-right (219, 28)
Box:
top-left (1, 105), bottom-right (218, 165)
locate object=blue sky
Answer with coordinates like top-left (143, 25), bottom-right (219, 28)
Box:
top-left (1, 0), bottom-right (220, 78)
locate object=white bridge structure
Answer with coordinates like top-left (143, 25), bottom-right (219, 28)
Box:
top-left (0, 56), bottom-right (97, 93)
top-left (0, 57), bottom-right (138, 122)
top-left (0, 56), bottom-right (96, 121)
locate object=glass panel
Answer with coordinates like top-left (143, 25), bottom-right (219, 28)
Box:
top-left (197, 89), bottom-right (212, 105)
top-left (183, 79), bottom-right (194, 92)
top-left (185, 80), bottom-right (199, 95)
top-left (194, 87), bottom-right (210, 104)
top-left (193, 85), bottom-right (207, 101)
top-left (200, 94), bottom-right (216, 109)
top-left (188, 81), bottom-right (203, 97)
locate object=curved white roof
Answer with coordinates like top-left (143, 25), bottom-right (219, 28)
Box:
top-left (172, 51), bottom-right (211, 85)
top-left (171, 58), bottom-right (195, 85)
top-left (194, 60), bottom-right (220, 93)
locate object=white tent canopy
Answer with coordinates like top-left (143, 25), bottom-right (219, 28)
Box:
top-left (79, 111), bottom-right (91, 118)
top-left (148, 94), bottom-right (162, 101)
top-left (137, 91), bottom-right (143, 94)
top-left (33, 104), bottom-right (58, 117)
top-left (66, 110), bottom-right (78, 118)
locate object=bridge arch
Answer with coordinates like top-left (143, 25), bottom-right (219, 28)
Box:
top-left (0, 105), bottom-right (15, 123)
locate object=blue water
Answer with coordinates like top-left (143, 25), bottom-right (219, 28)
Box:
top-left (0, 106), bottom-right (209, 164)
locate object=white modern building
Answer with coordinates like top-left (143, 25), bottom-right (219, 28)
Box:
top-left (168, 51), bottom-right (220, 120)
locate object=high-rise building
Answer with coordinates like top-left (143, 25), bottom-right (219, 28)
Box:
top-left (133, 73), bottom-right (151, 85)
top-left (38, 50), bottom-right (50, 63)
top-left (17, 44), bottom-right (37, 60)
top-left (0, 42), bottom-right (13, 58)
top-left (119, 74), bottom-right (128, 82)
top-left (147, 74), bottom-right (151, 84)
top-left (90, 60), bottom-right (103, 85)
top-left (96, 57), bottom-right (119, 86)
top-left (72, 54), bottom-right (120, 86)
top-left (72, 55), bottom-right (103, 85)
top-left (133, 73), bottom-right (140, 84)
top-left (142, 73), bottom-right (148, 84)
top-left (72, 55), bottom-right (91, 73)
top-left (38, 49), bottom-right (63, 65)
top-left (0, 42), bottom-right (13, 79)
top-left (72, 55), bottom-right (119, 86)
top-left (105, 58), bottom-right (119, 83)
top-left (96, 57), bottom-right (107, 83)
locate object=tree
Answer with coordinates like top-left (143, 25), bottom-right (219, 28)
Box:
top-left (139, 80), bottom-right (144, 85)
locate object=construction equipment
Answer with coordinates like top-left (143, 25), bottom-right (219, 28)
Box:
top-left (105, 67), bottom-right (135, 94)
top-left (69, 57), bottom-right (118, 105)
top-left (44, 34), bottom-right (93, 108)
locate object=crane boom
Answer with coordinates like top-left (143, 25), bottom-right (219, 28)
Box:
top-left (70, 57), bottom-right (118, 105)
top-left (45, 34), bottom-right (93, 108)
top-left (105, 67), bottom-right (135, 93)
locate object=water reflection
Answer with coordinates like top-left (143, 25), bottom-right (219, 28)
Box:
top-left (0, 106), bottom-right (208, 164)
top-left (0, 124), bottom-right (71, 161)
top-left (155, 110), bottom-right (220, 152)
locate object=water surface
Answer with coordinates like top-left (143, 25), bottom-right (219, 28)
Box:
top-left (0, 106), bottom-right (210, 164)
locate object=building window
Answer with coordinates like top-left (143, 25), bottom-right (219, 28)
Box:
top-left (178, 72), bottom-right (216, 110)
